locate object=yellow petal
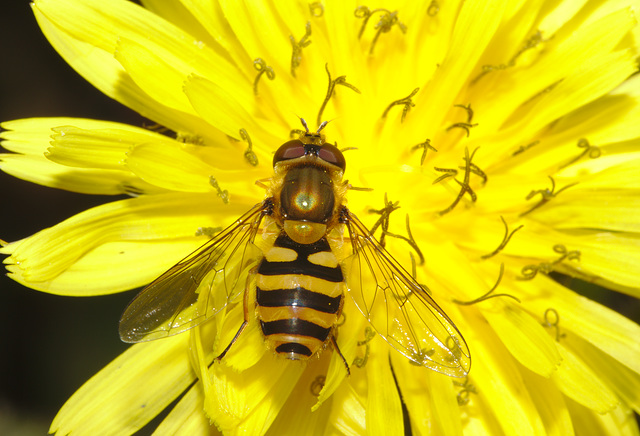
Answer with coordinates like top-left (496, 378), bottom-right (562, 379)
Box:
top-left (47, 124), bottom-right (172, 170)
top-left (365, 337), bottom-right (404, 436)
top-left (521, 369), bottom-right (574, 436)
top-left (0, 153), bottom-right (155, 195)
top-left (572, 232), bottom-right (640, 293)
top-left (2, 119), bottom-right (164, 194)
top-left (551, 342), bottom-right (618, 413)
top-left (518, 276), bottom-right (640, 374)
top-left (265, 361), bottom-right (333, 436)
top-left (465, 312), bottom-right (546, 435)
top-left (115, 37), bottom-right (199, 115)
top-left (51, 335), bottom-right (194, 435)
top-left (33, 0), bottom-right (221, 136)
top-left (483, 300), bottom-right (561, 377)
top-left (168, 0), bottom-right (249, 69)
top-left (566, 399), bottom-right (640, 436)
top-left (408, 0), bottom-right (508, 137)
top-left (533, 160), bottom-right (640, 233)
top-left (3, 193), bottom-right (253, 288)
top-left (326, 372), bottom-right (366, 436)
top-left (206, 352), bottom-right (304, 435)
top-left (140, 0), bottom-right (214, 44)
top-left (538, 0), bottom-right (587, 34)
top-left (184, 74), bottom-right (258, 139)
top-left (214, 300), bottom-right (267, 372)
top-left (217, 0), bottom-right (291, 73)
top-left (428, 370), bottom-right (463, 436)
top-left (2, 118), bottom-right (109, 154)
top-left (482, 7), bottom-right (636, 138)
top-left (154, 382), bottom-right (215, 436)
top-left (126, 142), bottom-right (217, 192)
top-left (312, 295), bottom-right (363, 412)
top-left (4, 238), bottom-right (201, 295)
top-left (567, 334), bottom-right (640, 414)
top-left (388, 353), bottom-right (436, 436)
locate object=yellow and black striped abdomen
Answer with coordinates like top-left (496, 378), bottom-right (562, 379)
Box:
top-left (256, 232), bottom-right (344, 359)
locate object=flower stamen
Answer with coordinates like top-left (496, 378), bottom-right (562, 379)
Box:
top-left (456, 104), bottom-right (475, 124)
top-left (409, 253), bottom-right (432, 297)
top-left (472, 30), bottom-right (548, 85)
top-left (409, 348), bottom-right (436, 367)
top-left (253, 58), bottom-right (275, 96)
top-left (462, 161), bottom-right (487, 185)
top-left (520, 175), bottom-right (578, 216)
top-left (195, 227), bottom-right (222, 237)
top-left (310, 375), bottom-right (326, 397)
top-left (453, 264), bottom-right (521, 305)
top-left (512, 140), bottom-right (540, 156)
top-left (518, 244), bottom-right (581, 280)
top-left (446, 104), bottom-right (478, 137)
top-left (239, 128), bottom-right (258, 166)
top-left (542, 308), bottom-right (566, 342)
top-left (445, 336), bottom-right (464, 363)
top-left (446, 122), bottom-right (478, 138)
top-left (453, 376), bottom-right (478, 406)
top-left (412, 138), bottom-right (437, 165)
top-left (381, 88), bottom-right (419, 123)
top-left (382, 214), bottom-right (425, 266)
top-left (355, 6), bottom-right (407, 54)
top-left (208, 176), bottom-right (229, 204)
top-left (523, 81), bottom-right (561, 105)
top-left (559, 138), bottom-right (601, 169)
top-left (176, 133), bottom-right (205, 145)
top-left (435, 147), bottom-right (482, 215)
top-left (367, 193), bottom-right (401, 248)
top-left (353, 327), bottom-right (376, 368)
top-left (317, 64), bottom-right (361, 127)
top-left (142, 122), bottom-right (171, 136)
top-left (432, 167), bottom-right (458, 184)
top-left (309, 2), bottom-right (324, 17)
top-left (427, 1), bottom-right (440, 17)
top-left (290, 21), bottom-right (312, 77)
top-left (481, 216), bottom-right (524, 259)
top-left (120, 184), bottom-right (145, 196)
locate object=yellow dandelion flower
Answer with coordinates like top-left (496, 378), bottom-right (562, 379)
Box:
top-left (2, 0), bottom-right (640, 435)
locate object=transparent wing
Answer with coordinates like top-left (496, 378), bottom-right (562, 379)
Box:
top-left (119, 201), bottom-right (269, 343)
top-left (343, 210), bottom-right (471, 377)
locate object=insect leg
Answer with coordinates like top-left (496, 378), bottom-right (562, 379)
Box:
top-left (214, 270), bottom-right (254, 361)
top-left (331, 335), bottom-right (351, 376)
top-left (255, 178), bottom-right (271, 190)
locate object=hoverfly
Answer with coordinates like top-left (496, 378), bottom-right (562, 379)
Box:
top-left (119, 120), bottom-right (470, 377)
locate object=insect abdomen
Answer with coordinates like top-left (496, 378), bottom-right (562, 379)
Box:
top-left (256, 232), bottom-right (344, 359)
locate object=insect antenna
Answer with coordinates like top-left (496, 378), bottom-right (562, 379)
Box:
top-left (300, 117), bottom-right (311, 133)
top-left (317, 120), bottom-right (329, 133)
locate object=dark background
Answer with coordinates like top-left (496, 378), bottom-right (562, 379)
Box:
top-left (1, 2), bottom-right (639, 435)
top-left (0, 2), bottom-right (145, 434)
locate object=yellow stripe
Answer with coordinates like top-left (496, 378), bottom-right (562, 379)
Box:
top-left (264, 246), bottom-right (298, 262)
top-left (307, 251), bottom-right (339, 268)
top-left (256, 274), bottom-right (343, 298)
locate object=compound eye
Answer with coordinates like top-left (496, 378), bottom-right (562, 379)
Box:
top-left (318, 143), bottom-right (346, 171)
top-left (273, 140), bottom-right (305, 167)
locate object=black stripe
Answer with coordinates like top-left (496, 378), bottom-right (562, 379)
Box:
top-left (275, 342), bottom-right (313, 356)
top-left (256, 287), bottom-right (342, 314)
top-left (258, 233), bottom-right (343, 282)
top-left (261, 319), bottom-right (331, 342)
